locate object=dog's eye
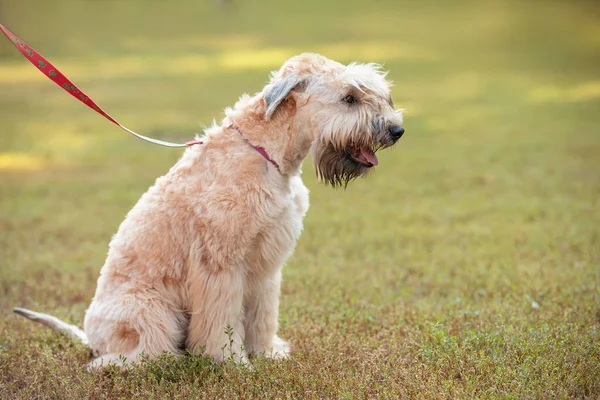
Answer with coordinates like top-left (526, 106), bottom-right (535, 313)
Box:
top-left (343, 94), bottom-right (355, 104)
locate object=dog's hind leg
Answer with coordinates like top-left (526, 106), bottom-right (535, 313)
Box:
top-left (87, 351), bottom-right (141, 371)
top-left (85, 300), bottom-right (187, 371)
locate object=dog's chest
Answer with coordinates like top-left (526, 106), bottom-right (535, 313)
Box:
top-left (244, 176), bottom-right (309, 277)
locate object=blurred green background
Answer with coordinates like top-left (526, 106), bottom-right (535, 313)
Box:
top-left (1, 0), bottom-right (599, 397)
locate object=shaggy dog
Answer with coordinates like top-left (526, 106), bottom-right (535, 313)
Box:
top-left (14, 53), bottom-right (405, 369)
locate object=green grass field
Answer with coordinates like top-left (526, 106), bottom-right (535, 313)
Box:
top-left (1, 0), bottom-right (599, 398)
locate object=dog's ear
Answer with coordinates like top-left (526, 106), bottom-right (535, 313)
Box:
top-left (263, 75), bottom-right (303, 120)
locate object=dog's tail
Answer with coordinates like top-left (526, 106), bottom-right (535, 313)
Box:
top-left (13, 307), bottom-right (88, 345)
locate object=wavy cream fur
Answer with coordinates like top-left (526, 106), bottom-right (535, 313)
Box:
top-left (14, 53), bottom-right (404, 370)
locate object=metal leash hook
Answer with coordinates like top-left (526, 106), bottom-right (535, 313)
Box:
top-left (0, 23), bottom-right (202, 148)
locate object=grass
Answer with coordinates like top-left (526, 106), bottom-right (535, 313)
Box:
top-left (1, 0), bottom-right (599, 398)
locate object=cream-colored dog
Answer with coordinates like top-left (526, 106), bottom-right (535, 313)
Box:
top-left (14, 53), bottom-right (404, 369)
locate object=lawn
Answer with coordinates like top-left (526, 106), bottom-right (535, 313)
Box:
top-left (1, 0), bottom-right (599, 398)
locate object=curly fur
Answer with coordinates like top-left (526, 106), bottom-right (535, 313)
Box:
top-left (13, 53), bottom-right (404, 370)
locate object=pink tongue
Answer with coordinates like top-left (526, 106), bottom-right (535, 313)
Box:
top-left (360, 148), bottom-right (379, 166)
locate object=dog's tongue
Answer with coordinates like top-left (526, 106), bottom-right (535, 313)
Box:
top-left (360, 147), bottom-right (379, 166)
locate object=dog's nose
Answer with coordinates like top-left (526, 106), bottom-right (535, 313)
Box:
top-left (389, 125), bottom-right (405, 139)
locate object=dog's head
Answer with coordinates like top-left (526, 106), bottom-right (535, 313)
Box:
top-left (263, 53), bottom-right (404, 187)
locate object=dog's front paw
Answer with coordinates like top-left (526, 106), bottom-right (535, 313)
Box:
top-left (268, 335), bottom-right (291, 359)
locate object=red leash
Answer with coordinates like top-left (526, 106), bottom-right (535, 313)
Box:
top-left (0, 23), bottom-right (201, 148)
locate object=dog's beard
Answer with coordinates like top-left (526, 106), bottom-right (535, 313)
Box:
top-left (311, 140), bottom-right (374, 188)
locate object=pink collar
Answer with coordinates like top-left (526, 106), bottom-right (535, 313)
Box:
top-left (231, 125), bottom-right (280, 171)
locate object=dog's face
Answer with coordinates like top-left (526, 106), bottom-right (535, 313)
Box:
top-left (263, 53), bottom-right (404, 187)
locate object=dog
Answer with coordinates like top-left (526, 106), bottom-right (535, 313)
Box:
top-left (13, 53), bottom-right (405, 369)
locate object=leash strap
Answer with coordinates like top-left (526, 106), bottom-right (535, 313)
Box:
top-left (0, 23), bottom-right (201, 148)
